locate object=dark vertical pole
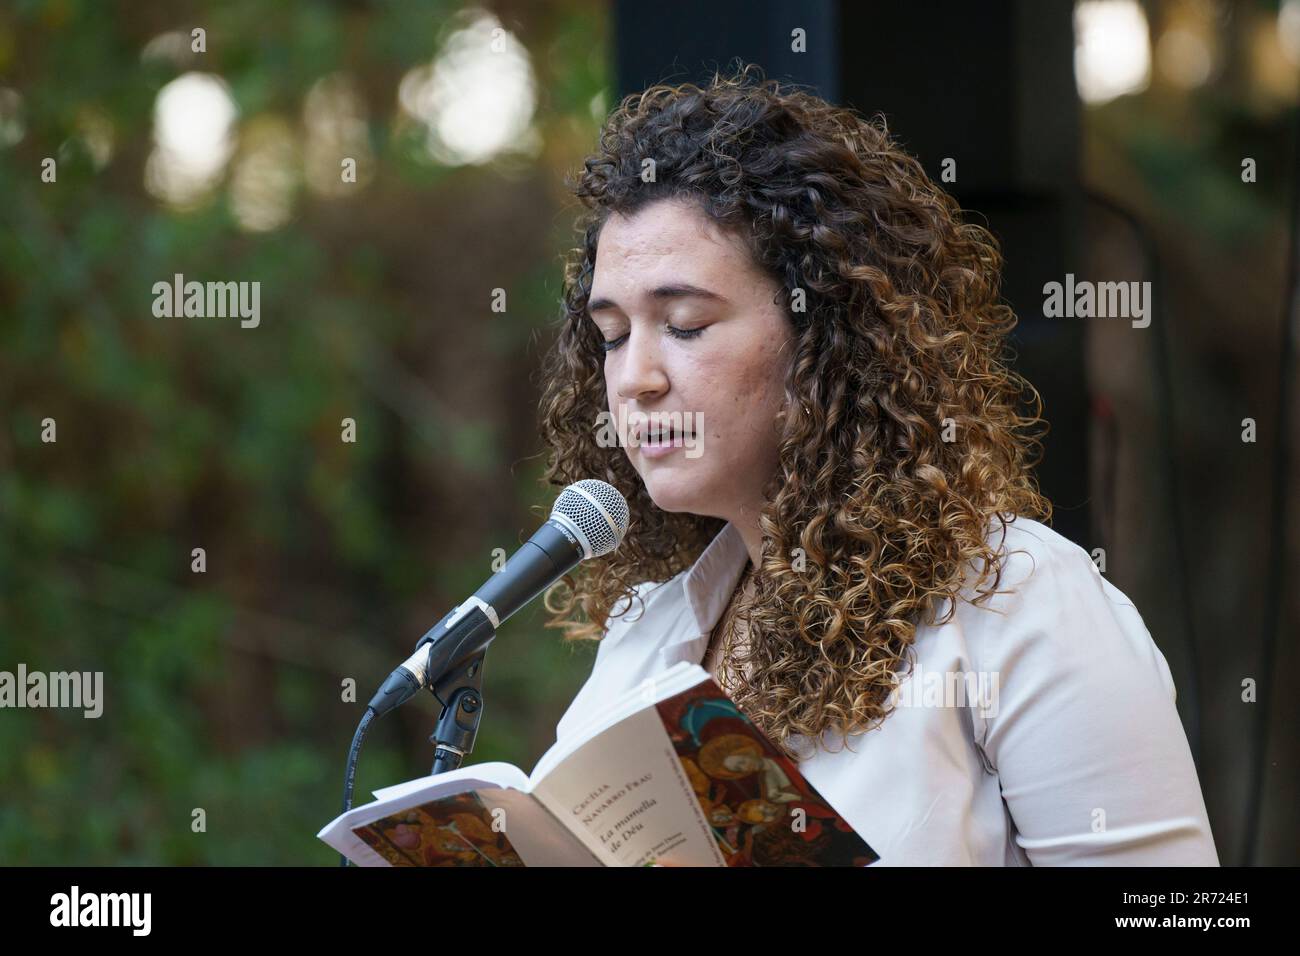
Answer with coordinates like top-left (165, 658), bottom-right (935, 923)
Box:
top-left (837, 0), bottom-right (1086, 545)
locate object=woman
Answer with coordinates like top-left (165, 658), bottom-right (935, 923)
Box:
top-left (537, 65), bottom-right (1218, 866)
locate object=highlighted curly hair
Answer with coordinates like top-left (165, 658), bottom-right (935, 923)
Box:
top-left (538, 64), bottom-right (1050, 759)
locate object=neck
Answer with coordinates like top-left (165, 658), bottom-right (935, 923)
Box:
top-left (729, 502), bottom-right (765, 570)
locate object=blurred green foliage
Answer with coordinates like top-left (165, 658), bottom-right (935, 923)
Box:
top-left (0, 0), bottom-right (610, 863)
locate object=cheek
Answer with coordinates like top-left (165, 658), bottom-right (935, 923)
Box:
top-left (696, 366), bottom-right (783, 460)
top-left (728, 343), bottom-right (788, 415)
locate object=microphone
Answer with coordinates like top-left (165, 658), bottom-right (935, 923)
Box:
top-left (366, 479), bottom-right (630, 717)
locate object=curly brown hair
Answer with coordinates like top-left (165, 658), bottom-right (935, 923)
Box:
top-left (538, 63), bottom-right (1051, 760)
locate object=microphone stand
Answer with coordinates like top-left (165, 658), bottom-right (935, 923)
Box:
top-left (340, 480), bottom-right (626, 865)
top-left (405, 602), bottom-right (501, 776)
top-left (426, 648), bottom-right (488, 776)
top-left (337, 604), bottom-right (497, 867)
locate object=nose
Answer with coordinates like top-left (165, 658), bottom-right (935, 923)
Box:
top-left (614, 326), bottom-right (669, 403)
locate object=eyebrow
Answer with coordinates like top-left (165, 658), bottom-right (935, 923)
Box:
top-left (587, 283), bottom-right (729, 315)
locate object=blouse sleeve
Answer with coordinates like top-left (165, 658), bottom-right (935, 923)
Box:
top-left (966, 524), bottom-right (1219, 865)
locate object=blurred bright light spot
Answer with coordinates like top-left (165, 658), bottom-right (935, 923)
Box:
top-left (141, 30), bottom-right (194, 67)
top-left (77, 109), bottom-right (115, 169)
top-left (1280, 0), bottom-right (1300, 68)
top-left (0, 87), bottom-right (24, 148)
top-left (231, 116), bottom-right (297, 232)
top-left (1074, 0), bottom-right (1152, 105)
top-left (1156, 25), bottom-right (1213, 89)
top-left (145, 72), bottom-right (238, 207)
top-left (304, 72), bottom-right (373, 196)
top-left (1250, 11), bottom-right (1300, 103)
top-left (588, 88), bottom-right (608, 124)
top-left (398, 9), bottom-right (539, 166)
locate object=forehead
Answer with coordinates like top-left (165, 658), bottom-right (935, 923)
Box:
top-left (591, 199), bottom-right (753, 286)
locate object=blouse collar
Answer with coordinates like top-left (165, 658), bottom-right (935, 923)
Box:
top-left (676, 520), bottom-right (751, 644)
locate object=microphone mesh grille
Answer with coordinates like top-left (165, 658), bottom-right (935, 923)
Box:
top-left (553, 479), bottom-right (629, 557)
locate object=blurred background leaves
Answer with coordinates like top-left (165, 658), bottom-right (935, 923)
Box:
top-left (0, 0), bottom-right (609, 864)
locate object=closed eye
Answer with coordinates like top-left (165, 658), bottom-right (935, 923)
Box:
top-left (601, 324), bottom-right (705, 352)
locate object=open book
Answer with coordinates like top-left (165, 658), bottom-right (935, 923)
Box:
top-left (318, 662), bottom-right (878, 866)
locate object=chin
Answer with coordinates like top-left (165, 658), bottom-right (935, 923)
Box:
top-left (640, 473), bottom-right (703, 515)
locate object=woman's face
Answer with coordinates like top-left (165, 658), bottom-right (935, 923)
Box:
top-left (588, 197), bottom-right (794, 525)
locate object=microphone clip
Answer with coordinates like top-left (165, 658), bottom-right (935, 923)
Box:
top-left (426, 649), bottom-right (488, 776)
top-left (412, 602), bottom-right (498, 776)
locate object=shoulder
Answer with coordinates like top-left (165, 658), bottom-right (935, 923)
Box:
top-left (966, 514), bottom-right (1139, 623)
top-left (982, 514), bottom-right (1101, 593)
top-left (989, 518), bottom-right (1148, 631)
top-left (944, 519), bottom-right (1216, 863)
top-left (954, 513), bottom-right (1176, 703)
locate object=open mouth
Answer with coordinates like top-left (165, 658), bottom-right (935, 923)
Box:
top-left (640, 425), bottom-right (691, 445)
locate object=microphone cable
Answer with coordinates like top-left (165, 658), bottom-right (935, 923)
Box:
top-left (338, 708), bottom-right (376, 868)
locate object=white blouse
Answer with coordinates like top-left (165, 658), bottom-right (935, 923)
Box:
top-left (554, 515), bottom-right (1219, 865)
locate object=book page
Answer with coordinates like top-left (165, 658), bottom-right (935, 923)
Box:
top-left (529, 661), bottom-right (705, 784)
top-left (319, 763), bottom-right (526, 865)
top-left (371, 761), bottom-right (528, 802)
top-left (531, 667), bottom-right (882, 866)
top-left (530, 705), bottom-right (727, 866)
top-left (343, 787), bottom-right (602, 867)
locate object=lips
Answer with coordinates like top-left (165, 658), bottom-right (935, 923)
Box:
top-left (637, 423), bottom-right (692, 444)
